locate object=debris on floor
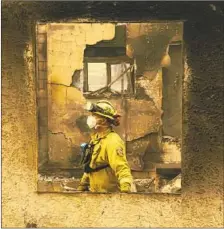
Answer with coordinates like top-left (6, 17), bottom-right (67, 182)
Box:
top-left (159, 173), bottom-right (181, 193)
top-left (38, 175), bottom-right (80, 192)
top-left (38, 173), bottom-right (181, 193)
top-left (133, 178), bottom-right (155, 192)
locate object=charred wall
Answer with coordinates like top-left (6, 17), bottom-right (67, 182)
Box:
top-left (37, 22), bottom-right (181, 172)
top-left (37, 22), bottom-right (182, 172)
top-left (162, 44), bottom-right (182, 138)
top-left (2, 1), bottom-right (224, 227)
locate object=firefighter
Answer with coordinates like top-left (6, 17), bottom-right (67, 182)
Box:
top-left (77, 100), bottom-right (134, 193)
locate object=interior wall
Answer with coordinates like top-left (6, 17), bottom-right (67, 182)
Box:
top-left (2, 2), bottom-right (223, 227)
top-left (162, 45), bottom-right (182, 138)
top-left (46, 23), bottom-right (117, 168)
top-left (42, 22), bottom-right (177, 171)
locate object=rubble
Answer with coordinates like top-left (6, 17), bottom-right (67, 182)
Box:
top-left (134, 178), bottom-right (155, 193)
top-left (160, 174), bottom-right (181, 193)
top-left (38, 174), bottom-right (181, 194)
top-left (38, 175), bottom-right (80, 192)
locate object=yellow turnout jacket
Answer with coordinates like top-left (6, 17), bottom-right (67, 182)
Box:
top-left (78, 128), bottom-right (133, 192)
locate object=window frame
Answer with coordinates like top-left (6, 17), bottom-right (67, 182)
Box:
top-left (83, 56), bottom-right (135, 96)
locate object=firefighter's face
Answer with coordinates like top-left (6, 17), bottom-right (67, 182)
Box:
top-left (86, 114), bottom-right (108, 130)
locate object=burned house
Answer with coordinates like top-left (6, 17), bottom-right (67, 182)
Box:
top-left (35, 22), bottom-right (183, 193)
top-left (2, 1), bottom-right (223, 228)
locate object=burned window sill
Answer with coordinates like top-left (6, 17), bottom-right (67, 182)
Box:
top-left (83, 92), bottom-right (135, 100)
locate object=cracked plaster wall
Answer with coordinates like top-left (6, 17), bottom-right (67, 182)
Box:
top-left (46, 23), bottom-right (166, 169)
top-left (47, 23), bottom-right (118, 166)
top-left (47, 23), bottom-right (115, 86)
top-left (125, 22), bottom-right (183, 168)
top-left (2, 2), bottom-right (223, 228)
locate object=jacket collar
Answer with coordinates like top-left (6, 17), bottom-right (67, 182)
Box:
top-left (90, 127), bottom-right (113, 143)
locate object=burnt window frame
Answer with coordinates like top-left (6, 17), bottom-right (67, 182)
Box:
top-left (82, 55), bottom-right (136, 96)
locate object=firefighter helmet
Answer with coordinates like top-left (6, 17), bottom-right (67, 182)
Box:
top-left (85, 100), bottom-right (119, 120)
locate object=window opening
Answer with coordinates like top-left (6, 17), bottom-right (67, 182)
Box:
top-left (36, 22), bottom-right (183, 194)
